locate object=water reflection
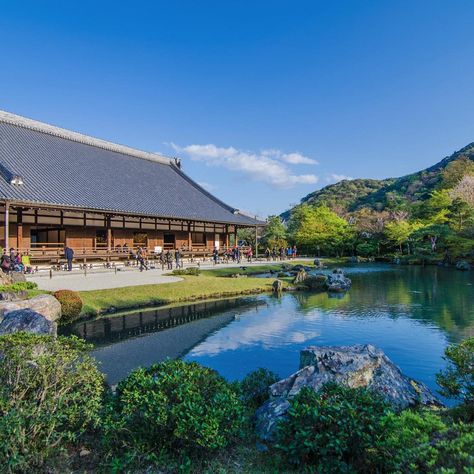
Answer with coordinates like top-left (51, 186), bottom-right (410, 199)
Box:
top-left (61, 265), bottom-right (474, 395)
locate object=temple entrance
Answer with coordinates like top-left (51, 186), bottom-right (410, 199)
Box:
top-left (30, 227), bottom-right (66, 249)
top-left (163, 233), bottom-right (175, 250)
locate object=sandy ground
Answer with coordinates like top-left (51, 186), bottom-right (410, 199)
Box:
top-left (27, 258), bottom-right (312, 291)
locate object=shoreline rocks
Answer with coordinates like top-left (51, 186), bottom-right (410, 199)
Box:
top-left (0, 294), bottom-right (61, 336)
top-left (255, 344), bottom-right (443, 442)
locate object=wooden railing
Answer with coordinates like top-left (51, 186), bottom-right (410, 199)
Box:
top-left (15, 245), bottom-right (252, 264)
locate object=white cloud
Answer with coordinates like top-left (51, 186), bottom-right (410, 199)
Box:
top-left (169, 143), bottom-right (319, 188)
top-left (196, 181), bottom-right (216, 192)
top-left (325, 173), bottom-right (353, 184)
top-left (261, 149), bottom-right (318, 165)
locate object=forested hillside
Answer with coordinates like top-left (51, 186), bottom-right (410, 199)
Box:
top-left (283, 142), bottom-right (474, 216)
top-left (267, 143), bottom-right (474, 262)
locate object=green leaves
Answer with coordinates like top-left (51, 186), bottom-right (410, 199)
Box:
top-left (103, 359), bottom-right (245, 463)
top-left (0, 333), bottom-right (104, 472)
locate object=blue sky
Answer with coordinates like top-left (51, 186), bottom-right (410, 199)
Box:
top-left (1, 1), bottom-right (474, 217)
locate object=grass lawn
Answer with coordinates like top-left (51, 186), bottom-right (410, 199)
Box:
top-left (79, 273), bottom-right (290, 316)
top-left (78, 258), bottom-right (344, 316)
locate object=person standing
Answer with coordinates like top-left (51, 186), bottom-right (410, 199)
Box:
top-left (292, 245), bottom-right (297, 259)
top-left (175, 248), bottom-right (182, 269)
top-left (159, 251), bottom-right (166, 270)
top-left (247, 246), bottom-right (253, 263)
top-left (166, 250), bottom-right (173, 270)
top-left (1, 249), bottom-right (11, 274)
top-left (212, 247), bottom-right (219, 265)
top-left (64, 245), bottom-right (74, 271)
top-left (137, 247), bottom-right (148, 271)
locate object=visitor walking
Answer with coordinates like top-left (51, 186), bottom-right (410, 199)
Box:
top-left (64, 245), bottom-right (74, 271)
top-left (137, 247), bottom-right (148, 271)
top-left (287, 247), bottom-right (293, 259)
top-left (247, 246), bottom-right (253, 262)
top-left (159, 251), bottom-right (166, 270)
top-left (292, 245), bottom-right (297, 259)
top-left (265, 247), bottom-right (270, 261)
top-left (166, 250), bottom-right (173, 270)
top-left (212, 247), bottom-right (219, 265)
top-left (175, 249), bottom-right (182, 268)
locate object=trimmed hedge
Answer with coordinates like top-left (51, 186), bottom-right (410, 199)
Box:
top-left (53, 289), bottom-right (83, 324)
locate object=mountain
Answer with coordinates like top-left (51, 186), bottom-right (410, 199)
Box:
top-left (281, 142), bottom-right (474, 219)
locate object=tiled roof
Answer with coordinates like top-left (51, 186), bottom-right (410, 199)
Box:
top-left (0, 111), bottom-right (262, 226)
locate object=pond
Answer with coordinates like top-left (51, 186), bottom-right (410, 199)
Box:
top-left (60, 264), bottom-right (474, 401)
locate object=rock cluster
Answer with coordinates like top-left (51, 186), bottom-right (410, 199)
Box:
top-left (456, 260), bottom-right (471, 271)
top-left (255, 344), bottom-right (443, 442)
top-left (0, 294), bottom-right (62, 336)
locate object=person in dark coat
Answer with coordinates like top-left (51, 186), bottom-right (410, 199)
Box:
top-left (64, 246), bottom-right (74, 271)
top-left (166, 250), bottom-right (173, 270)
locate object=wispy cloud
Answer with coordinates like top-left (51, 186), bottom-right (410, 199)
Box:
top-left (169, 143), bottom-right (318, 188)
top-left (196, 181), bottom-right (216, 192)
top-left (325, 173), bottom-right (353, 184)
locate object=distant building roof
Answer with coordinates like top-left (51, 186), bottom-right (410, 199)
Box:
top-left (0, 110), bottom-right (263, 226)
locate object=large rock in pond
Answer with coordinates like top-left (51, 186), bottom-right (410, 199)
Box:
top-left (255, 344), bottom-right (443, 442)
top-left (326, 269), bottom-right (351, 292)
top-left (456, 260), bottom-right (471, 271)
top-left (0, 295), bottom-right (61, 336)
top-left (293, 269), bottom-right (307, 284)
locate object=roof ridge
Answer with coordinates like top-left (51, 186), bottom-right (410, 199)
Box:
top-left (0, 109), bottom-right (174, 166)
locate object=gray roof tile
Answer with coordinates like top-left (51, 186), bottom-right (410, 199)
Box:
top-left (0, 111), bottom-right (262, 226)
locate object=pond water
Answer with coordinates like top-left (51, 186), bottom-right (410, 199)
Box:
top-left (60, 265), bottom-right (474, 400)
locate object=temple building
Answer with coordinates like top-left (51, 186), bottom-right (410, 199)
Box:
top-left (0, 110), bottom-right (262, 263)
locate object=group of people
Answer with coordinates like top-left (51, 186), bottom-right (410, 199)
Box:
top-left (0, 248), bottom-right (34, 274)
top-left (264, 245), bottom-right (298, 261)
top-left (157, 249), bottom-right (182, 271)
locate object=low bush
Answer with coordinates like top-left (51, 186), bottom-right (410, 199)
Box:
top-left (53, 289), bottom-right (83, 324)
top-left (0, 281), bottom-right (38, 292)
top-left (103, 360), bottom-right (245, 466)
top-left (172, 267), bottom-right (201, 276)
top-left (0, 333), bottom-right (104, 472)
top-left (437, 337), bottom-right (474, 419)
top-left (239, 368), bottom-right (280, 409)
top-left (275, 383), bottom-right (390, 472)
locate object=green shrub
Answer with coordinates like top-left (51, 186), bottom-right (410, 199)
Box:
top-left (53, 289), bottom-right (83, 324)
top-left (172, 267), bottom-right (201, 276)
top-left (103, 360), bottom-right (245, 463)
top-left (437, 337), bottom-right (474, 419)
top-left (0, 333), bottom-right (104, 472)
top-left (275, 383), bottom-right (390, 472)
top-left (239, 368), bottom-right (280, 409)
top-left (383, 411), bottom-right (474, 473)
top-left (0, 282), bottom-right (38, 293)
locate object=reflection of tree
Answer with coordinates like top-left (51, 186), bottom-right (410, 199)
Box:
top-left (292, 267), bottom-right (474, 342)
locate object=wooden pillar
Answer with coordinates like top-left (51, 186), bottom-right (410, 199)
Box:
top-left (106, 216), bottom-right (112, 251)
top-left (234, 225), bottom-right (238, 247)
top-left (4, 203), bottom-right (9, 250)
top-left (17, 208), bottom-right (23, 251)
top-left (187, 222), bottom-right (192, 250)
top-left (225, 224), bottom-right (229, 247)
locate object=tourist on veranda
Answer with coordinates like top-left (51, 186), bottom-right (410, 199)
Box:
top-left (0, 249), bottom-right (10, 274)
top-left (64, 245), bottom-right (74, 271)
top-left (212, 247), bottom-right (219, 265)
top-left (13, 253), bottom-right (23, 272)
top-left (166, 250), bottom-right (173, 270)
top-left (175, 249), bottom-right (182, 268)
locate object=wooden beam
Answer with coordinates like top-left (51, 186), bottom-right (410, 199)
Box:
top-left (4, 203), bottom-right (9, 250)
top-left (188, 222), bottom-right (192, 249)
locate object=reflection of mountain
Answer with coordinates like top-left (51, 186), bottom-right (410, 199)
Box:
top-left (295, 266), bottom-right (474, 342)
top-left (60, 297), bottom-right (264, 346)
